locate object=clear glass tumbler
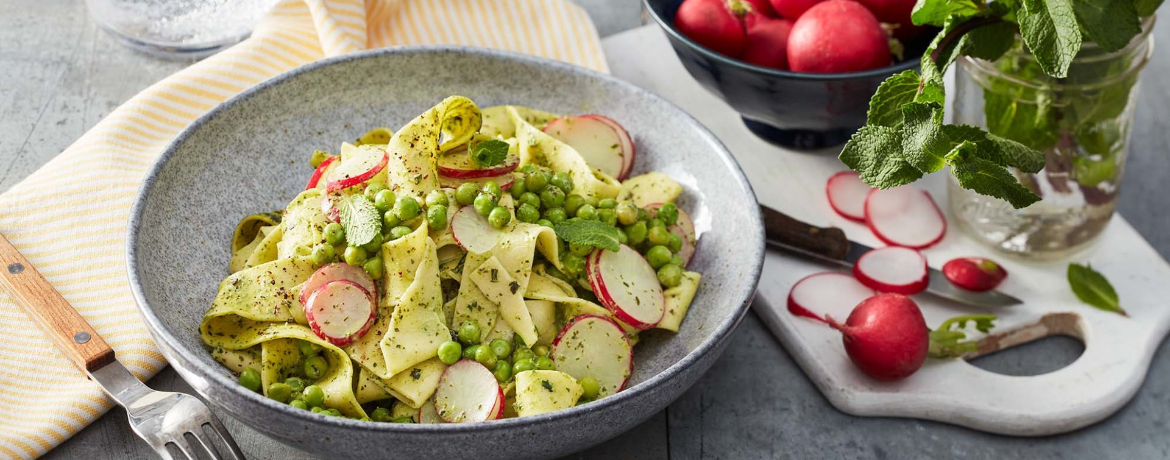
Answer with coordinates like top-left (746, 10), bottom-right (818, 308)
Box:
top-left (948, 18), bottom-right (1155, 260)
top-left (86, 0), bottom-right (280, 58)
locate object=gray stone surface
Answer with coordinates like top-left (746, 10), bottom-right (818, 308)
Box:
top-left (2, 0), bottom-right (1167, 459)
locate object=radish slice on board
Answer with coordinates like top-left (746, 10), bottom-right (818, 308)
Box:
top-left (852, 247), bottom-right (929, 295)
top-left (304, 280), bottom-right (376, 347)
top-left (864, 186), bottom-right (946, 249)
top-left (434, 360), bottom-right (502, 423)
top-left (584, 115), bottom-right (636, 180)
top-left (437, 150), bottom-right (519, 179)
top-left (299, 262), bottom-right (377, 306)
top-left (942, 257), bottom-right (1008, 292)
top-left (543, 115), bottom-right (633, 180)
top-left (305, 156), bottom-right (338, 190)
top-left (438, 173), bottom-right (514, 191)
top-left (586, 245), bottom-right (666, 329)
top-left (825, 171), bottom-right (870, 221)
top-left (450, 205), bottom-right (505, 253)
top-left (647, 203), bottom-right (697, 267)
top-left (325, 149), bottom-right (388, 192)
top-left (786, 272), bottom-right (876, 323)
top-left (551, 315), bottom-right (633, 398)
top-left (417, 400), bottom-right (444, 424)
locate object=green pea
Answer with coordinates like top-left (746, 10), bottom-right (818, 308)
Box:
top-left (561, 253), bottom-right (586, 276)
top-left (364, 183), bottom-right (388, 201)
top-left (343, 246), bottom-right (368, 266)
top-left (545, 208), bottom-right (567, 224)
top-left (616, 229), bottom-right (629, 245)
top-left (458, 320), bottom-right (482, 345)
top-left (455, 182), bottom-right (479, 205)
top-left (311, 243), bottom-right (336, 266)
top-left (540, 186), bottom-right (566, 208)
top-left (481, 181), bottom-right (503, 198)
top-left (615, 201), bottom-right (639, 225)
top-left (285, 377), bottom-right (306, 394)
top-left (513, 347), bottom-right (535, 362)
top-left (239, 367), bottom-right (261, 392)
top-left (536, 219), bottom-right (553, 228)
top-left (569, 242), bottom-right (593, 257)
top-left (298, 340), bottom-right (321, 357)
top-left (510, 175), bottom-right (528, 198)
top-left (519, 164), bottom-right (538, 173)
top-left (564, 194), bottom-right (586, 215)
top-left (488, 206), bottom-right (512, 228)
top-left (525, 172), bottom-right (549, 192)
top-left (513, 358), bottom-right (536, 373)
top-left (584, 195), bottom-right (599, 208)
top-left (624, 221), bottom-right (648, 246)
top-left (648, 226), bottom-right (672, 246)
top-left (597, 208), bottom-right (617, 227)
top-left (597, 198), bottom-right (617, 209)
top-left (475, 344), bottom-right (498, 367)
top-left (533, 345), bottom-right (550, 357)
top-left (646, 245), bottom-right (672, 268)
top-left (658, 263), bottom-right (684, 288)
top-left (360, 233), bottom-right (383, 254)
top-left (670, 254), bottom-right (684, 267)
top-left (463, 344), bottom-right (480, 360)
top-left (304, 355), bottom-right (329, 380)
top-left (535, 356), bottom-right (554, 370)
top-left (394, 196), bottom-right (421, 221)
top-left (579, 376), bottom-right (600, 400)
top-left (516, 203), bottom-right (540, 223)
top-left (324, 222), bottom-right (346, 246)
top-left (427, 204), bottom-right (448, 230)
top-left (637, 208), bottom-right (651, 222)
top-left (363, 257), bottom-right (384, 279)
top-left (438, 340), bottom-right (462, 364)
top-left (649, 218), bottom-right (666, 229)
top-left (551, 172), bottom-right (574, 192)
top-left (370, 406), bottom-right (392, 422)
top-left (389, 225), bottom-right (413, 240)
top-left (493, 360), bottom-right (513, 383)
top-left (489, 338), bottom-right (513, 359)
top-left (519, 192), bottom-right (541, 209)
top-left (425, 190), bottom-right (449, 207)
top-left (383, 210), bottom-right (402, 229)
top-left (391, 416), bottom-right (414, 423)
top-left (473, 193), bottom-right (497, 216)
top-left (303, 385), bottom-right (325, 407)
top-left (324, 409), bottom-right (342, 417)
top-left (658, 203), bottom-right (680, 225)
top-left (310, 406), bottom-right (324, 414)
top-left (268, 382), bottom-right (293, 403)
top-left (290, 399), bottom-right (309, 410)
top-left (374, 189), bottom-right (396, 213)
top-left (576, 204), bottom-right (597, 220)
top-left (668, 232), bottom-right (683, 253)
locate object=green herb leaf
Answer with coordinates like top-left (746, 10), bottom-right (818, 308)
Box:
top-left (929, 314), bottom-right (997, 358)
top-left (899, 102), bottom-right (952, 173)
top-left (470, 139), bottom-right (511, 168)
top-left (840, 126), bottom-right (924, 188)
top-left (1135, 0), bottom-right (1163, 16)
top-left (980, 132), bottom-right (1047, 172)
top-left (1017, 0), bottom-right (1081, 77)
top-left (947, 141), bottom-right (1042, 208)
top-left (984, 89), bottom-right (1061, 152)
top-left (867, 70), bottom-right (922, 128)
top-left (553, 219), bottom-right (623, 252)
top-left (1067, 263), bottom-right (1127, 316)
top-left (912, 0), bottom-right (983, 26)
top-left (339, 194), bottom-right (382, 247)
top-left (958, 21), bottom-right (1018, 61)
top-left (1072, 0), bottom-right (1142, 51)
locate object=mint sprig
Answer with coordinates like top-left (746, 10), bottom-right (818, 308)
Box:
top-left (338, 194), bottom-right (382, 247)
top-left (1067, 263), bottom-right (1126, 316)
top-left (470, 139), bottom-right (510, 168)
top-left (552, 219), bottom-right (623, 252)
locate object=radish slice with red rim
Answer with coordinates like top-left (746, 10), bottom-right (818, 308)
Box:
top-left (852, 247), bottom-right (929, 295)
top-left (304, 279), bottom-right (376, 346)
top-left (586, 244), bottom-right (665, 329)
top-left (450, 205), bottom-right (505, 253)
top-left (299, 262), bottom-right (377, 306)
top-left (543, 115), bottom-right (632, 180)
top-left (551, 314), bottom-right (633, 398)
top-left (647, 203), bottom-right (697, 267)
top-left (438, 173), bottom-right (514, 191)
top-left (786, 272), bottom-right (875, 323)
top-left (417, 400), bottom-right (444, 424)
top-left (942, 257), bottom-right (1007, 292)
top-left (582, 115), bottom-right (636, 180)
top-left (305, 156), bottom-right (338, 190)
top-left (864, 186), bottom-right (946, 249)
top-left (437, 148), bottom-right (519, 179)
top-left (434, 360), bottom-right (501, 423)
top-left (325, 149), bottom-right (388, 192)
top-left (825, 171), bottom-right (870, 221)
top-left (490, 386), bottom-right (505, 420)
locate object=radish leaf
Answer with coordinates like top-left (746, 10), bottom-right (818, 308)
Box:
top-left (553, 219), bottom-right (622, 252)
top-left (928, 314), bottom-right (997, 358)
top-left (1067, 263), bottom-right (1126, 316)
top-left (339, 194), bottom-right (381, 247)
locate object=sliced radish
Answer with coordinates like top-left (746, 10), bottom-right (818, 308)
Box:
top-left (325, 149), bottom-right (389, 192)
top-left (305, 156), bottom-right (338, 190)
top-left (825, 171), bottom-right (870, 221)
top-left (943, 257), bottom-right (1008, 292)
top-left (417, 400), bottom-right (444, 424)
top-left (543, 115), bottom-right (631, 180)
top-left (450, 205), bottom-right (505, 253)
top-left (787, 272), bottom-right (875, 324)
top-left (852, 247), bottom-right (929, 295)
top-left (490, 386), bottom-right (505, 420)
top-left (438, 149), bottom-right (519, 179)
top-left (864, 186), bottom-right (946, 249)
top-left (551, 315), bottom-right (633, 398)
top-left (586, 244), bottom-right (665, 329)
top-left (438, 173), bottom-right (514, 191)
top-left (304, 280), bottom-right (376, 347)
top-left (299, 262), bottom-right (377, 306)
top-left (647, 203), bottom-right (697, 267)
top-left (434, 360), bottom-right (502, 423)
top-left (584, 115), bottom-right (636, 180)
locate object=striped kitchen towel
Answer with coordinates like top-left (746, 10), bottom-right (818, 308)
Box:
top-left (0, 1), bottom-right (607, 458)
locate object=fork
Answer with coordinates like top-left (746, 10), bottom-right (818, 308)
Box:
top-left (0, 233), bottom-right (245, 460)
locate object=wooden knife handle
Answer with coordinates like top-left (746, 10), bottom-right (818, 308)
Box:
top-left (759, 204), bottom-right (851, 261)
top-left (0, 233), bottom-right (114, 373)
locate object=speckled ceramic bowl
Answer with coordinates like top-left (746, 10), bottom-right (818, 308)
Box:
top-left (128, 46), bottom-right (764, 460)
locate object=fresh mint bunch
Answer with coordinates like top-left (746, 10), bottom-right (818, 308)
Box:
top-left (841, 0), bottom-right (1159, 208)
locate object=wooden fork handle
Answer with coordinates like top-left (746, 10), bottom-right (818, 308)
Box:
top-left (0, 233), bottom-right (115, 373)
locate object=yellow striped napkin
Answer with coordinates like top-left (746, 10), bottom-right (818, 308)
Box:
top-left (0, 1), bottom-right (606, 457)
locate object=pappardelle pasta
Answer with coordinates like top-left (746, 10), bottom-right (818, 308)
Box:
top-left (201, 96), bottom-right (702, 423)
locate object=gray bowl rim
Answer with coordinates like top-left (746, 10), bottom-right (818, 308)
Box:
top-left (642, 0), bottom-right (921, 80)
top-left (126, 45), bottom-right (765, 434)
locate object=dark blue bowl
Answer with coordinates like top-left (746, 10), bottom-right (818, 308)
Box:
top-left (644, 0), bottom-right (931, 150)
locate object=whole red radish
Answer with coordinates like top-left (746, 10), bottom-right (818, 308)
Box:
top-left (787, 0), bottom-right (892, 73)
top-left (854, 0), bottom-right (924, 41)
top-left (741, 15), bottom-right (794, 69)
top-left (768, 0), bottom-right (825, 19)
top-left (943, 257), bottom-right (1008, 292)
top-left (675, 0), bottom-right (750, 58)
top-left (826, 293), bottom-right (928, 381)
top-left (743, 0), bottom-right (779, 17)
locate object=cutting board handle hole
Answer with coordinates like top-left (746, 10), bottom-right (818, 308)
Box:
top-left (964, 312), bottom-right (1086, 377)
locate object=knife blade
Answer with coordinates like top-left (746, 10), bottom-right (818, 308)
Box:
top-left (760, 204), bottom-right (1022, 308)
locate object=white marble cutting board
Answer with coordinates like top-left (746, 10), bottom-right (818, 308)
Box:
top-left (602, 25), bottom-right (1170, 436)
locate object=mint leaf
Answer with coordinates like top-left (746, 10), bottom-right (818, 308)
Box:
top-left (840, 126), bottom-right (923, 188)
top-left (1135, 0), bottom-right (1163, 16)
top-left (1017, 0), bottom-right (1081, 77)
top-left (981, 133), bottom-right (1046, 172)
top-left (929, 314), bottom-right (997, 358)
top-left (984, 88), bottom-right (1061, 152)
top-left (553, 219), bottom-right (623, 252)
top-left (900, 102), bottom-right (952, 173)
top-left (912, 0), bottom-right (983, 26)
top-left (867, 70), bottom-right (922, 128)
top-left (1067, 263), bottom-right (1126, 316)
top-left (947, 142), bottom-right (1041, 208)
top-left (958, 21), bottom-right (1017, 61)
top-left (470, 139), bottom-right (511, 167)
top-left (1072, 0), bottom-right (1141, 51)
top-left (339, 194), bottom-right (382, 247)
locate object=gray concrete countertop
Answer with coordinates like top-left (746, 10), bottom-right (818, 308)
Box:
top-left (4, 0), bottom-right (1168, 458)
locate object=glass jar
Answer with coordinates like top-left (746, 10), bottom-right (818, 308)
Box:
top-left (86, 0), bottom-right (280, 58)
top-left (948, 18), bottom-right (1155, 260)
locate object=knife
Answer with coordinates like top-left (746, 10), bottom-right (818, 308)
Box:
top-left (760, 204), bottom-right (1022, 308)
